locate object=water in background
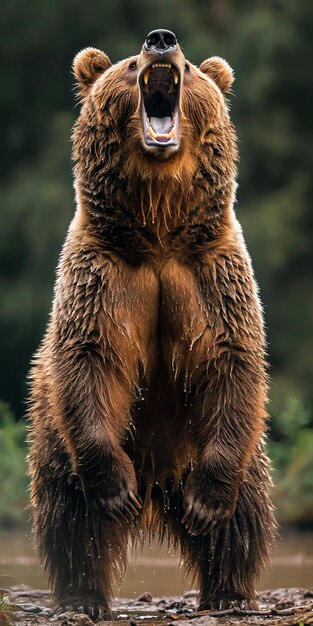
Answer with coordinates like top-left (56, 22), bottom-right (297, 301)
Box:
top-left (0, 530), bottom-right (312, 595)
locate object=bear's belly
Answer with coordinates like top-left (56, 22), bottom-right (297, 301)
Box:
top-left (130, 354), bottom-right (191, 489)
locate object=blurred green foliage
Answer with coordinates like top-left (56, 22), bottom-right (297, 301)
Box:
top-left (0, 0), bottom-right (312, 525)
top-left (268, 397), bottom-right (313, 526)
top-left (0, 403), bottom-right (28, 527)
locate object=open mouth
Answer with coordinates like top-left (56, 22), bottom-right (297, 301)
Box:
top-left (140, 62), bottom-right (180, 148)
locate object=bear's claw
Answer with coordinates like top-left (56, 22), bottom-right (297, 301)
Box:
top-left (85, 488), bottom-right (142, 522)
top-left (113, 490), bottom-right (142, 521)
top-left (198, 596), bottom-right (258, 611)
top-left (181, 502), bottom-right (218, 535)
top-left (56, 600), bottom-right (112, 620)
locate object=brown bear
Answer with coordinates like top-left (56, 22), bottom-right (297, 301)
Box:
top-left (28, 29), bottom-right (275, 620)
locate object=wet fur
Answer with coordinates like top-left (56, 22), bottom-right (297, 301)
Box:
top-left (28, 43), bottom-right (276, 619)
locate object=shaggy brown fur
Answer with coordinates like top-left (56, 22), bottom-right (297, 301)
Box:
top-left (28, 35), bottom-right (276, 620)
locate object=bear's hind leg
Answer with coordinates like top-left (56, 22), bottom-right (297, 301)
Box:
top-left (195, 450), bottom-right (276, 609)
top-left (155, 454), bottom-right (275, 610)
top-left (30, 444), bottom-right (128, 620)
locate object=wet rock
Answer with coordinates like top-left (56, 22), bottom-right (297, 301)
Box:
top-left (137, 592), bottom-right (153, 603)
top-left (275, 600), bottom-right (294, 610)
top-left (98, 623), bottom-right (130, 626)
top-left (13, 589), bottom-right (50, 598)
top-left (40, 607), bottom-right (54, 616)
top-left (173, 619), bottom-right (218, 626)
top-left (16, 602), bottom-right (43, 613)
top-left (168, 600), bottom-right (187, 610)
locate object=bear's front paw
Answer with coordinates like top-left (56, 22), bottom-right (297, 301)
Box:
top-left (182, 465), bottom-right (238, 536)
top-left (80, 450), bottom-right (142, 523)
top-left (82, 483), bottom-right (142, 523)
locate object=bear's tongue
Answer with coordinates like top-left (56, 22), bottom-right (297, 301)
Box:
top-left (149, 116), bottom-right (173, 135)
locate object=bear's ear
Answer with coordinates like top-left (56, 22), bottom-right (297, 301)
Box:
top-left (73, 47), bottom-right (112, 99)
top-left (199, 56), bottom-right (234, 94)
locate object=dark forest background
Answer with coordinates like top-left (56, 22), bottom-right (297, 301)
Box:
top-left (0, 0), bottom-right (312, 527)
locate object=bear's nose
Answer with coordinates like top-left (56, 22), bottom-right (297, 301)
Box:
top-left (144, 29), bottom-right (178, 53)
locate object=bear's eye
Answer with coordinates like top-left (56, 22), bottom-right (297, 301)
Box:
top-left (129, 61), bottom-right (137, 70)
top-left (185, 63), bottom-right (190, 72)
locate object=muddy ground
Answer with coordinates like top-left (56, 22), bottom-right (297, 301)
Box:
top-left (2, 587), bottom-right (313, 626)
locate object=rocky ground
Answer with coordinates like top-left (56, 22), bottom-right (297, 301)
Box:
top-left (1, 588), bottom-right (313, 626)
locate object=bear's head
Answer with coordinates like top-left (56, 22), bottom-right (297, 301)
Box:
top-left (72, 30), bottom-right (237, 222)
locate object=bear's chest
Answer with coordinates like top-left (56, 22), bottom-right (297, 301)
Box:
top-left (158, 258), bottom-right (208, 349)
top-left (111, 257), bottom-right (211, 368)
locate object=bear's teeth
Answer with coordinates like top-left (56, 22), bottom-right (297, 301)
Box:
top-left (151, 63), bottom-right (172, 69)
top-left (143, 68), bottom-right (151, 84)
top-left (147, 125), bottom-right (175, 141)
top-left (143, 64), bottom-right (178, 85)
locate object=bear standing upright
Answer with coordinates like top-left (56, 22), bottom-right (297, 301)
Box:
top-left (28, 30), bottom-right (275, 620)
